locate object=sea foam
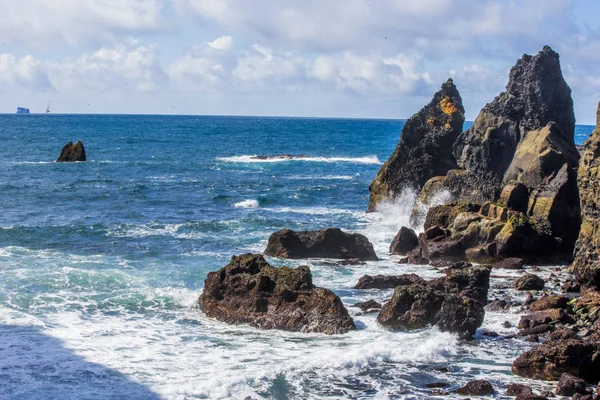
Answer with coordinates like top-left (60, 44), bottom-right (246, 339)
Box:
top-left (217, 155), bottom-right (382, 165)
top-left (233, 199), bottom-right (260, 209)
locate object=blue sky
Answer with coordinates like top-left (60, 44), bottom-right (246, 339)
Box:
top-left (1, 0), bottom-right (600, 124)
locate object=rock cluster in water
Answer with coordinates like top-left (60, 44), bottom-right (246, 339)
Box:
top-left (378, 46), bottom-right (581, 264)
top-left (377, 264), bottom-right (490, 338)
top-left (199, 253), bottom-right (356, 334)
top-left (197, 44), bottom-right (600, 395)
top-left (56, 141), bottom-right (86, 162)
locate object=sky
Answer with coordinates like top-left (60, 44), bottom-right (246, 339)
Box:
top-left (1, 0), bottom-right (600, 124)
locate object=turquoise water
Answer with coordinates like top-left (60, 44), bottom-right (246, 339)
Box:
top-left (0, 114), bottom-right (594, 399)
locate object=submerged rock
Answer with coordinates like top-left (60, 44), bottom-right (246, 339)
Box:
top-left (250, 154), bottom-right (309, 160)
top-left (264, 228), bottom-right (378, 261)
top-left (351, 299), bottom-right (382, 313)
top-left (56, 141), bottom-right (86, 162)
top-left (377, 265), bottom-right (490, 338)
top-left (573, 102), bottom-right (600, 290)
top-left (199, 253), bottom-right (356, 334)
top-left (368, 79), bottom-right (465, 211)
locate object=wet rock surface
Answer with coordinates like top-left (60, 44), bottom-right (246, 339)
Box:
top-left (573, 102), bottom-right (600, 290)
top-left (368, 79), bottom-right (464, 211)
top-left (199, 253), bottom-right (356, 334)
top-left (514, 274), bottom-right (546, 291)
top-left (56, 141), bottom-right (86, 162)
top-left (354, 273), bottom-right (425, 290)
top-left (377, 265), bottom-right (490, 338)
top-left (455, 379), bottom-right (495, 395)
top-left (264, 228), bottom-right (378, 261)
top-left (389, 226), bottom-right (419, 255)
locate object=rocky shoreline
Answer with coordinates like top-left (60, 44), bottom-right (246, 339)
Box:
top-left (198, 45), bottom-right (600, 398)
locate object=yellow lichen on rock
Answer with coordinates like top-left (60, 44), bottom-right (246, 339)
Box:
top-left (440, 96), bottom-right (459, 116)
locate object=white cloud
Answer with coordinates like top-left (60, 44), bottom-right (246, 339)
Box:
top-left (207, 36), bottom-right (233, 51)
top-left (0, 0), bottom-right (165, 48)
top-left (0, 54), bottom-right (53, 91)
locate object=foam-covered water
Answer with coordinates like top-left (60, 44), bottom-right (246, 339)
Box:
top-left (0, 114), bottom-right (593, 399)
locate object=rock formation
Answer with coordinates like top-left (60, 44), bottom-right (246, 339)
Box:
top-left (377, 265), bottom-right (490, 338)
top-left (199, 253), bottom-right (356, 334)
top-left (512, 338), bottom-right (600, 382)
top-left (408, 46), bottom-right (581, 262)
top-left (56, 141), bottom-right (86, 162)
top-left (453, 45), bottom-right (576, 193)
top-left (389, 226), bottom-right (419, 255)
top-left (368, 79), bottom-right (465, 211)
top-left (353, 273), bottom-right (424, 290)
top-left (264, 228), bottom-right (378, 261)
top-left (573, 102), bottom-right (600, 290)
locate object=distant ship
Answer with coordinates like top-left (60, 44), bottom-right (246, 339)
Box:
top-left (46, 101), bottom-right (51, 114)
top-left (16, 107), bottom-right (30, 114)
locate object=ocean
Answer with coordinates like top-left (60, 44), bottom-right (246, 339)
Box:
top-left (0, 114), bottom-right (594, 399)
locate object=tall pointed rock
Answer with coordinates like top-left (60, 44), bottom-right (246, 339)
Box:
top-left (367, 79), bottom-right (465, 212)
top-left (453, 46), bottom-right (576, 193)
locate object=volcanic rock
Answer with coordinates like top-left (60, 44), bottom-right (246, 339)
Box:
top-left (514, 274), bottom-right (545, 291)
top-left (512, 338), bottom-right (600, 382)
top-left (492, 257), bottom-right (524, 270)
top-left (368, 79), bottom-right (465, 211)
top-left (390, 226), bottom-right (419, 255)
top-left (56, 141), bottom-right (86, 162)
top-left (506, 383), bottom-right (534, 396)
top-left (354, 273), bottom-right (425, 290)
top-left (555, 373), bottom-right (593, 396)
top-left (351, 300), bottom-right (382, 313)
top-left (377, 265), bottom-right (490, 338)
top-left (453, 46), bottom-right (575, 190)
top-left (264, 228), bottom-right (378, 261)
top-left (529, 295), bottom-right (569, 312)
top-left (573, 102), bottom-right (600, 290)
top-left (199, 253), bottom-right (356, 334)
top-left (455, 379), bottom-right (495, 395)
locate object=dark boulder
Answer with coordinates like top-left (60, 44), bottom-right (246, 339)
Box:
top-left (264, 228), bottom-right (377, 261)
top-left (492, 257), bottom-right (524, 270)
top-left (455, 380), bottom-right (495, 395)
top-left (377, 266), bottom-right (490, 338)
top-left (390, 226), bottom-right (419, 255)
top-left (512, 338), bottom-right (600, 382)
top-left (56, 141), bottom-right (86, 162)
top-left (368, 79), bottom-right (465, 211)
top-left (518, 309), bottom-right (574, 330)
top-left (529, 295), bottom-right (569, 311)
top-left (514, 274), bottom-right (545, 291)
top-left (573, 102), bottom-right (600, 290)
top-left (199, 253), bottom-right (356, 334)
top-left (351, 300), bottom-right (382, 313)
top-left (556, 373), bottom-right (593, 396)
top-left (506, 383), bottom-right (533, 396)
top-left (354, 273), bottom-right (425, 290)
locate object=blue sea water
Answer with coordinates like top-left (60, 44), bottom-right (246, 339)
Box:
top-left (0, 114), bottom-right (594, 399)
